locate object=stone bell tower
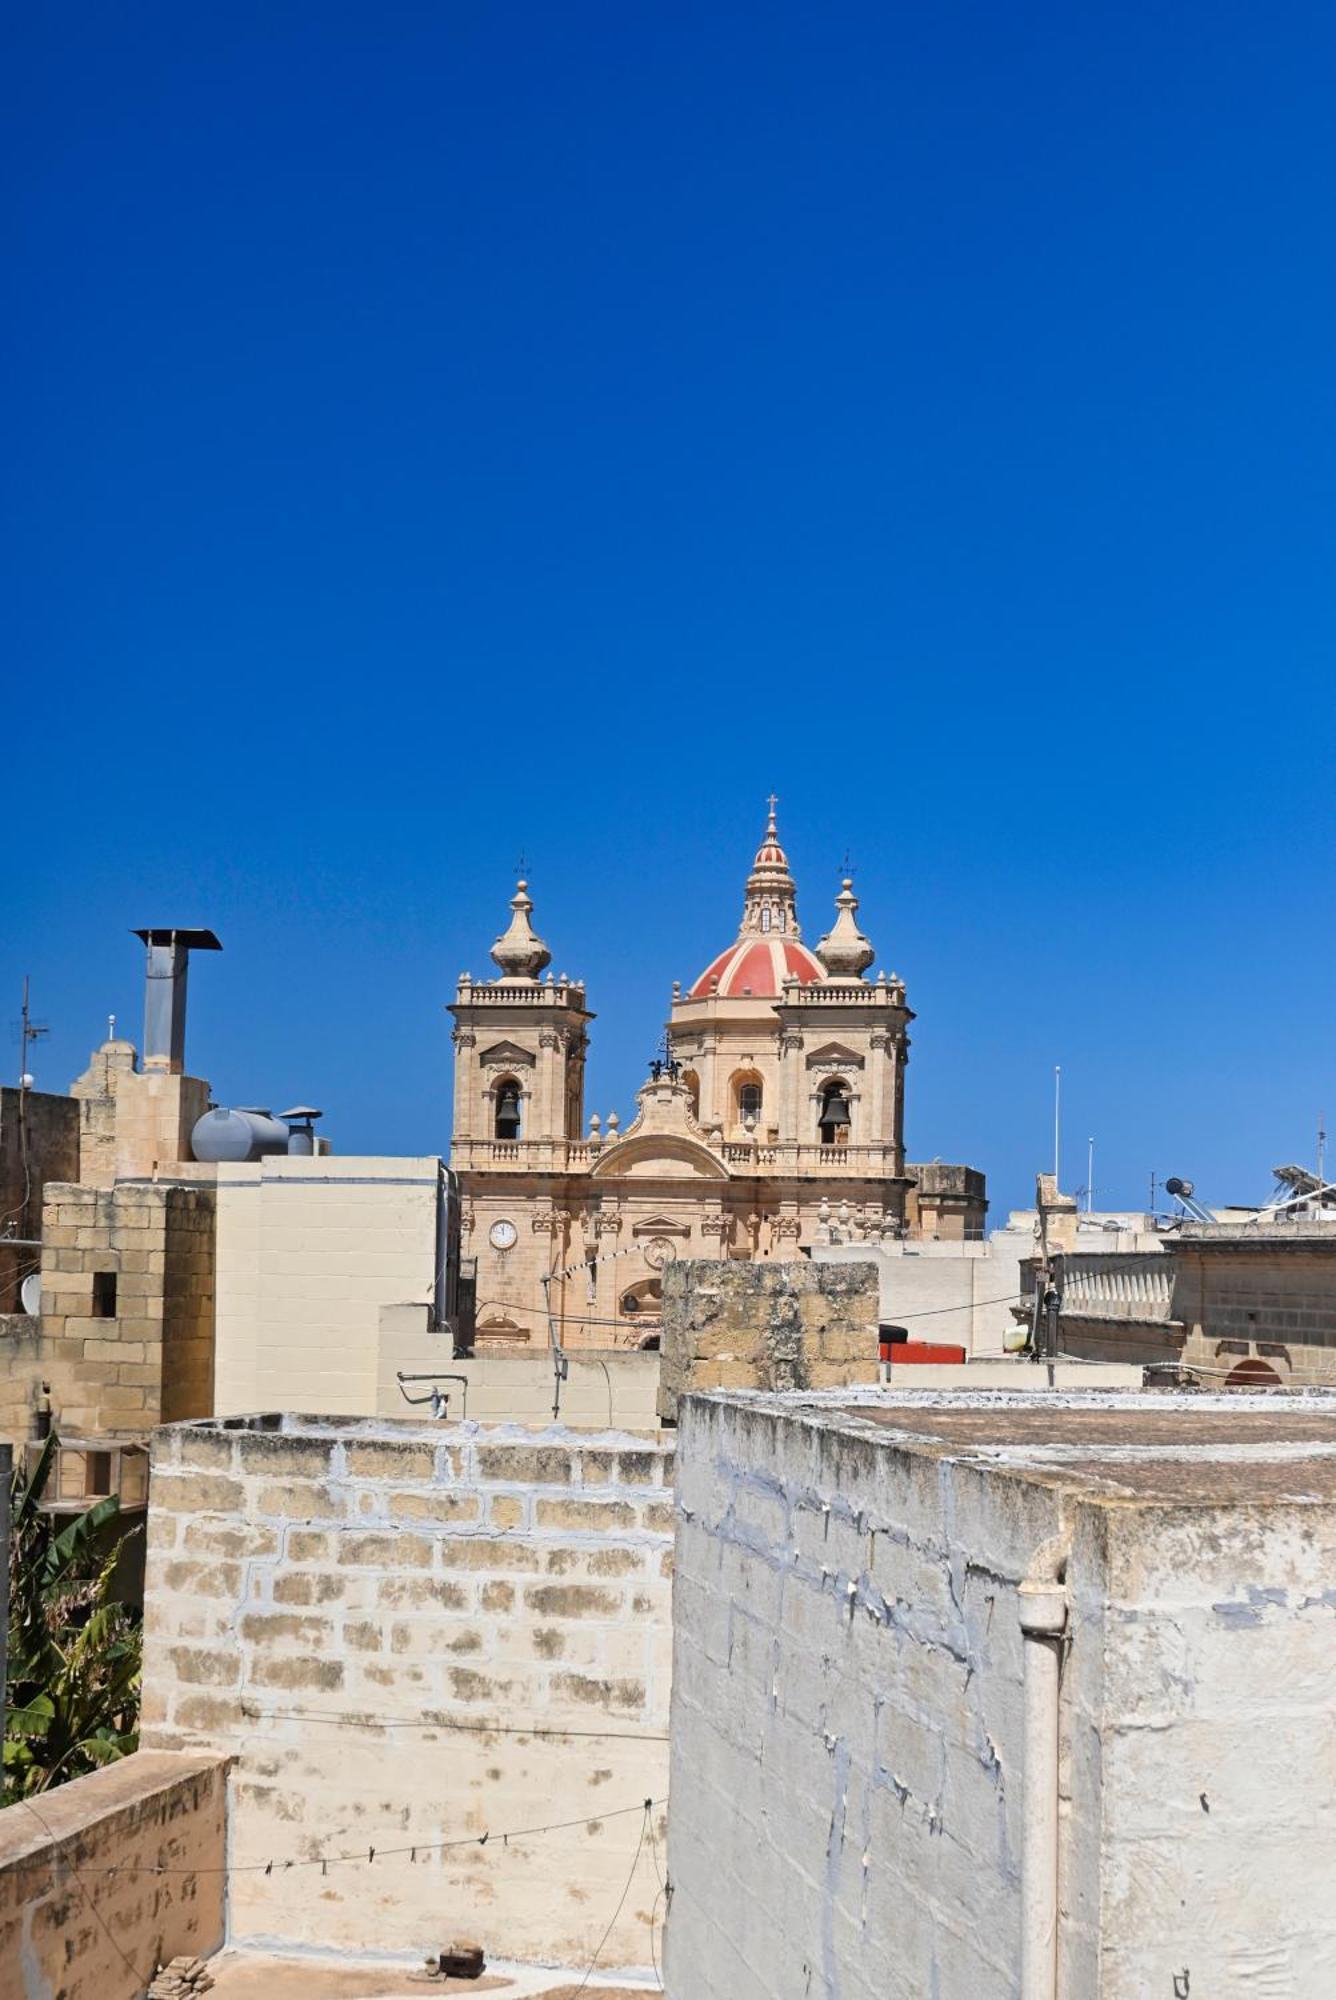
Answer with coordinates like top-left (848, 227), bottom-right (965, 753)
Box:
top-left (448, 880), bottom-right (591, 1149)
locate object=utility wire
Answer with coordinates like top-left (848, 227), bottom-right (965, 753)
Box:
top-left (239, 1704), bottom-right (669, 1743)
top-left (17, 1796), bottom-right (147, 1985)
top-left (569, 1800), bottom-right (652, 1998)
top-left (69, 1794), bottom-right (667, 1878)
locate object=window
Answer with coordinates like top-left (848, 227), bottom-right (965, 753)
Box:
top-left (682, 1069), bottom-right (701, 1120)
top-left (739, 1082), bottom-right (763, 1124)
top-left (494, 1079), bottom-right (522, 1141)
top-left (92, 1270), bottom-right (117, 1317)
top-left (761, 907), bottom-right (772, 932)
top-left (819, 1080), bottom-right (851, 1146)
top-left (731, 1070), bottom-right (764, 1132)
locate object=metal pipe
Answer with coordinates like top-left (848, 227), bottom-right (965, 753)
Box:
top-left (1018, 1531), bottom-right (1070, 2000)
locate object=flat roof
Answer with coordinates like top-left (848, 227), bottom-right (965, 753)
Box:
top-left (693, 1388), bottom-right (1336, 1505)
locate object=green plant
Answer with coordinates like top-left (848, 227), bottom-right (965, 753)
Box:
top-left (4, 1433), bottom-right (142, 1801)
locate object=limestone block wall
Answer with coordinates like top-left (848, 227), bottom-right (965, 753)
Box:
top-left (0, 1749), bottom-right (228, 2000)
top-left (0, 1084), bottom-right (79, 1311)
top-left (1175, 1239), bottom-right (1336, 1384)
top-left (658, 1257), bottom-right (879, 1420)
top-left (1, 1182), bottom-right (216, 1447)
top-left (665, 1392), bottom-right (1336, 1999)
top-left (141, 1416), bottom-right (674, 1968)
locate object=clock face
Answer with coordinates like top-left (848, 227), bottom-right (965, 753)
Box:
top-left (489, 1219), bottom-right (518, 1252)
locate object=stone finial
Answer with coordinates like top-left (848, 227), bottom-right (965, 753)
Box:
top-left (490, 880), bottom-right (552, 980)
top-left (815, 879), bottom-right (875, 979)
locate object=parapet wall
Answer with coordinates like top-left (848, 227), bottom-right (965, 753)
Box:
top-left (142, 1415), bottom-right (674, 1968)
top-left (0, 1750), bottom-right (228, 2000)
top-left (658, 1257), bottom-right (879, 1421)
top-left (665, 1390), bottom-right (1336, 1998)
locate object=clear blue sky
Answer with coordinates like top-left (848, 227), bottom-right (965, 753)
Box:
top-left (5, 3), bottom-right (1334, 1221)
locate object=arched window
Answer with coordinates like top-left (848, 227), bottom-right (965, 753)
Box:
top-left (761, 906), bottom-right (772, 933)
top-left (682, 1069), bottom-right (701, 1120)
top-left (731, 1069), bottom-right (764, 1133)
top-left (818, 1079), bottom-right (851, 1146)
top-left (494, 1078), bottom-right (522, 1141)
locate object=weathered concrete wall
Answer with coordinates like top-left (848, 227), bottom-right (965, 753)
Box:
top-left (1, 1182), bottom-right (216, 1447)
top-left (665, 1390), bottom-right (1336, 1998)
top-left (665, 1394), bottom-right (1065, 1999)
top-left (659, 1258), bottom-right (879, 1421)
top-left (142, 1416), bottom-right (673, 1968)
top-left (0, 1750), bottom-right (228, 2000)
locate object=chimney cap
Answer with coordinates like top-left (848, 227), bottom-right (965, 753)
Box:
top-left (279, 1106), bottom-right (323, 1122)
top-left (132, 927), bottom-right (223, 951)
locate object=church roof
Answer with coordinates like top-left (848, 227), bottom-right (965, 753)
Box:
top-left (688, 800), bottom-right (827, 998)
top-left (690, 934), bottom-right (826, 999)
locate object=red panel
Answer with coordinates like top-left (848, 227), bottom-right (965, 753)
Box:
top-left (727, 942), bottom-right (777, 995)
top-left (890, 1342), bottom-right (967, 1365)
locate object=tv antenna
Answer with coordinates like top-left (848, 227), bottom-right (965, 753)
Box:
top-left (14, 977), bottom-right (48, 1088)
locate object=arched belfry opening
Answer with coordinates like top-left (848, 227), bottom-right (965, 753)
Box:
top-left (494, 1078), bottom-right (522, 1141)
top-left (818, 1079), bottom-right (851, 1147)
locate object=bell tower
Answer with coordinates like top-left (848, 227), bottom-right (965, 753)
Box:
top-left (448, 879), bottom-right (591, 1150)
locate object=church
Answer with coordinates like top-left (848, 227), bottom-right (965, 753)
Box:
top-left (448, 805), bottom-right (986, 1348)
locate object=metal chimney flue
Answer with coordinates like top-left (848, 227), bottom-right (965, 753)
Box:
top-left (132, 928), bottom-right (222, 1073)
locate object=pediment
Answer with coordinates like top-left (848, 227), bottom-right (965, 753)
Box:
top-left (805, 1040), bottom-right (865, 1069)
top-left (589, 1134), bottom-right (729, 1182)
top-left (630, 1214), bottom-right (694, 1237)
top-left (478, 1039), bottom-right (535, 1069)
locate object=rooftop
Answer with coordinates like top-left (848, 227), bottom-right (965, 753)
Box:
top-left (694, 1386), bottom-right (1336, 1505)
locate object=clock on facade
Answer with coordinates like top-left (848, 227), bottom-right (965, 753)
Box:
top-left (489, 1219), bottom-right (518, 1252)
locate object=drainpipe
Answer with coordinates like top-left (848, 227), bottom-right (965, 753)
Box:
top-left (1018, 1531), bottom-right (1070, 2000)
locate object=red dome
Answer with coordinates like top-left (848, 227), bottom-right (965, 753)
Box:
top-left (689, 935), bottom-right (825, 999)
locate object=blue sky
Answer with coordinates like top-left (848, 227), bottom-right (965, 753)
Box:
top-left (5, 2), bottom-right (1334, 1221)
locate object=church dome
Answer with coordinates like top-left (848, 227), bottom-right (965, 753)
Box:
top-left (690, 935), bottom-right (825, 999)
top-left (688, 799), bottom-right (827, 998)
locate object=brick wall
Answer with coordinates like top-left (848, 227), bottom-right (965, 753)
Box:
top-left (658, 1258), bottom-right (879, 1420)
top-left (142, 1416), bottom-right (674, 1967)
top-left (0, 1750), bottom-right (228, 1999)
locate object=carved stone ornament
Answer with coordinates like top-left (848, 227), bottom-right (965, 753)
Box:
top-left (644, 1236), bottom-right (676, 1270)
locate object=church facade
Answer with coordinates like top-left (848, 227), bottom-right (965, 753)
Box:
top-left (448, 807), bottom-right (986, 1349)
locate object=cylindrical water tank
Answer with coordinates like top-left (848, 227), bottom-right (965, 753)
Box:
top-left (191, 1106), bottom-right (293, 1163)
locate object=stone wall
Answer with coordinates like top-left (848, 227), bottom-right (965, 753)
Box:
top-left (658, 1258), bottom-right (879, 1421)
top-left (0, 1085), bottom-right (80, 1314)
top-left (0, 1750), bottom-right (228, 1999)
top-left (0, 1182), bottom-right (216, 1448)
top-left (1175, 1234), bottom-right (1336, 1385)
top-left (142, 1415), bottom-right (674, 1968)
top-left (665, 1390), bottom-right (1336, 1998)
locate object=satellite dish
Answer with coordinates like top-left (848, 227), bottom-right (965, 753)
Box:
top-left (20, 1272), bottom-right (41, 1315)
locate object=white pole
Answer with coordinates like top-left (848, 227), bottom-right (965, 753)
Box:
top-left (1086, 1137), bottom-right (1094, 1215)
top-left (1053, 1066), bottom-right (1061, 1187)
